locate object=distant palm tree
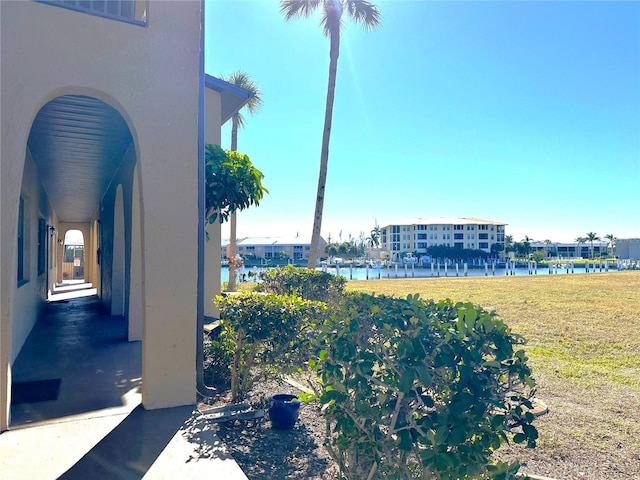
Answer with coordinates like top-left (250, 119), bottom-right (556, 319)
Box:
top-left (605, 233), bottom-right (616, 258)
top-left (504, 235), bottom-right (514, 258)
top-left (280, 0), bottom-right (381, 268)
top-left (575, 236), bottom-right (587, 258)
top-left (225, 71), bottom-right (262, 291)
top-left (585, 232), bottom-right (600, 259)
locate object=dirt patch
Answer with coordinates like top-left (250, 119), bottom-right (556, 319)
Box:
top-left (198, 375), bottom-right (338, 480)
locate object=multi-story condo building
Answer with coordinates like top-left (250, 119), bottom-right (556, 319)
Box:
top-left (380, 217), bottom-right (506, 259)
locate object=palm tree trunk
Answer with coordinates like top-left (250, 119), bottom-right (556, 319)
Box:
top-left (308, 26), bottom-right (340, 268)
top-left (228, 116), bottom-right (239, 291)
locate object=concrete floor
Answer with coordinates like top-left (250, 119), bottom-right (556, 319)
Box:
top-left (0, 292), bottom-right (247, 479)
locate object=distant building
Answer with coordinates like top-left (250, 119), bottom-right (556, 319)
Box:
top-left (380, 217), bottom-right (506, 259)
top-left (615, 238), bottom-right (640, 260)
top-left (529, 241), bottom-right (609, 258)
top-left (223, 235), bottom-right (327, 262)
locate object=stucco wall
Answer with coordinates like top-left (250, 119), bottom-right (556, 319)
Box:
top-left (11, 149), bottom-right (52, 362)
top-left (204, 88), bottom-right (222, 318)
top-left (1, 0), bottom-right (203, 429)
top-left (99, 143), bottom-right (136, 317)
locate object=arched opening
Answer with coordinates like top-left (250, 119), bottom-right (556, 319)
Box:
top-left (62, 229), bottom-right (85, 282)
top-left (9, 94), bottom-right (142, 428)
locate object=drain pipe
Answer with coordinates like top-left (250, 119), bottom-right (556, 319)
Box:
top-left (196, 0), bottom-right (216, 398)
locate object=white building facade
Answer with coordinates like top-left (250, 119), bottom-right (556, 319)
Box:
top-left (380, 217), bottom-right (506, 259)
top-left (223, 236), bottom-right (326, 262)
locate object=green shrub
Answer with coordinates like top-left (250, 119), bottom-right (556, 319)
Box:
top-left (311, 292), bottom-right (537, 480)
top-left (255, 265), bottom-right (346, 304)
top-left (203, 331), bottom-right (235, 388)
top-left (214, 292), bottom-right (325, 401)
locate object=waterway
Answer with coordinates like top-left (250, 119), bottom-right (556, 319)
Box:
top-left (222, 262), bottom-right (624, 283)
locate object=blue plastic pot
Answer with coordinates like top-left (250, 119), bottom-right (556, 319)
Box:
top-left (268, 394), bottom-right (301, 429)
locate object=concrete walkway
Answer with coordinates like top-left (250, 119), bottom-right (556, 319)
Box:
top-left (0, 294), bottom-right (247, 479)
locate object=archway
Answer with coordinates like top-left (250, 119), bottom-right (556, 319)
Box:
top-left (8, 93), bottom-right (142, 428)
top-left (62, 229), bottom-right (85, 282)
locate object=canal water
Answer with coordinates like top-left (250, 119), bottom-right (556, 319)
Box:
top-left (222, 262), bottom-right (621, 283)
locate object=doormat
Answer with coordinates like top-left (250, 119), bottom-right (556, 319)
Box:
top-left (11, 378), bottom-right (61, 405)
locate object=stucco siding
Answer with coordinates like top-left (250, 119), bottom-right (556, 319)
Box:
top-left (12, 149), bottom-right (52, 363)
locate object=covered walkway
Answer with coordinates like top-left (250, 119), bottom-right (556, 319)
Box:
top-left (0, 294), bottom-right (247, 479)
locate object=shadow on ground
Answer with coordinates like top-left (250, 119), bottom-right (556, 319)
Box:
top-left (215, 416), bottom-right (330, 480)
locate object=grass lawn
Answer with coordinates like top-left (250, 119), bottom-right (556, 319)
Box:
top-left (347, 270), bottom-right (640, 479)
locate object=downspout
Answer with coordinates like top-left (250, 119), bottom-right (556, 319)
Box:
top-left (196, 0), bottom-right (216, 396)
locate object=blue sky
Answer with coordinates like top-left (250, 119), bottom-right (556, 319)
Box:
top-left (205, 0), bottom-right (639, 243)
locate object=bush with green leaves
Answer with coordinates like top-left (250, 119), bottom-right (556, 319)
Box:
top-left (203, 332), bottom-right (235, 388)
top-left (311, 292), bottom-right (537, 480)
top-left (214, 292), bottom-right (325, 401)
top-left (255, 264), bottom-right (346, 304)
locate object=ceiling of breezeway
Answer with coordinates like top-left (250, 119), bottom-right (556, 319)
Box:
top-left (27, 95), bottom-right (133, 223)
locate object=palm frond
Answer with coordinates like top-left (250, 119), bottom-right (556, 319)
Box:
top-left (224, 70), bottom-right (263, 124)
top-left (280, 0), bottom-right (322, 20)
top-left (345, 0), bottom-right (381, 30)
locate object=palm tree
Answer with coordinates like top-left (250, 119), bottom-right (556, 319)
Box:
top-left (280, 0), bottom-right (381, 268)
top-left (585, 232), bottom-right (600, 259)
top-left (224, 71), bottom-right (262, 291)
top-left (575, 236), bottom-right (587, 258)
top-left (504, 234), bottom-right (514, 259)
top-left (605, 233), bottom-right (616, 258)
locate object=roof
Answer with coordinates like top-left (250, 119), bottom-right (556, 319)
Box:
top-left (205, 74), bottom-right (253, 124)
top-left (223, 235), bottom-right (320, 247)
top-left (381, 217), bottom-right (507, 227)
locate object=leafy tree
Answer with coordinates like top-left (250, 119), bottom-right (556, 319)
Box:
top-left (224, 71), bottom-right (263, 290)
top-left (585, 232), bottom-right (600, 259)
top-left (205, 144), bottom-right (268, 225)
top-left (280, 0), bottom-right (381, 268)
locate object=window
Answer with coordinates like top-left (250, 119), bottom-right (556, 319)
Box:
top-left (17, 197), bottom-right (25, 282)
top-left (392, 226), bottom-right (400, 233)
top-left (417, 233), bottom-right (427, 240)
top-left (454, 242), bottom-right (463, 249)
top-left (479, 233), bottom-right (489, 240)
top-left (39, 0), bottom-right (146, 25)
top-left (454, 233), bottom-right (463, 240)
top-left (466, 225), bottom-right (475, 230)
top-left (454, 225), bottom-right (463, 230)
top-left (479, 242), bottom-right (489, 249)
top-left (417, 242), bottom-right (427, 249)
top-left (479, 225), bottom-right (488, 230)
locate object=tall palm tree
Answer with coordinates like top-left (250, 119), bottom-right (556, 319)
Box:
top-left (225, 71), bottom-right (263, 291)
top-left (605, 233), bottom-right (616, 258)
top-left (280, 0), bottom-right (381, 268)
top-left (585, 232), bottom-right (600, 259)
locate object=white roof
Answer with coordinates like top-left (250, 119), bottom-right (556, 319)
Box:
top-left (232, 235), bottom-right (319, 246)
top-left (382, 217), bottom-right (506, 227)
